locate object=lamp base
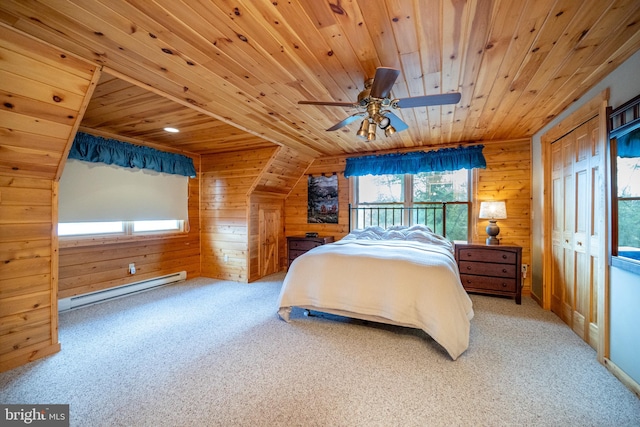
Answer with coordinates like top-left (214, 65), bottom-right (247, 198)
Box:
top-left (486, 236), bottom-right (500, 245)
top-left (485, 220), bottom-right (501, 245)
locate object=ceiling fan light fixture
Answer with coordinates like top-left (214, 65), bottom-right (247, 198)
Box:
top-left (297, 66), bottom-right (462, 140)
top-left (374, 113), bottom-right (391, 129)
top-left (385, 125), bottom-right (397, 137)
top-left (367, 121), bottom-right (377, 141)
top-left (357, 119), bottom-right (369, 138)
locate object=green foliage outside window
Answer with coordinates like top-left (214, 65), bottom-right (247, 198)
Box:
top-left (617, 157), bottom-right (640, 258)
top-left (355, 171), bottom-right (470, 241)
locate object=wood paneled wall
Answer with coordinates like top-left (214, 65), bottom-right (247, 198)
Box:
top-left (0, 25), bottom-right (97, 371)
top-left (283, 139), bottom-right (532, 293)
top-left (58, 167), bottom-right (201, 299)
top-left (285, 156), bottom-right (350, 239)
top-left (0, 177), bottom-right (59, 371)
top-left (475, 139), bottom-right (531, 293)
top-left (201, 145), bottom-right (314, 282)
top-left (201, 147), bottom-right (278, 282)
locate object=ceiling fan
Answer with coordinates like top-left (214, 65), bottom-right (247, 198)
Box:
top-left (299, 67), bottom-right (461, 141)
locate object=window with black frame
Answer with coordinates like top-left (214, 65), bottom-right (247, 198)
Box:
top-left (353, 170), bottom-right (471, 241)
top-left (609, 96), bottom-right (640, 268)
top-left (345, 145), bottom-right (485, 241)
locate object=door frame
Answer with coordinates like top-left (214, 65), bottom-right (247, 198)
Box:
top-left (541, 90), bottom-right (610, 363)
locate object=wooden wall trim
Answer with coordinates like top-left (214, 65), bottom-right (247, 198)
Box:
top-left (51, 181), bottom-right (59, 346)
top-left (604, 358), bottom-right (640, 399)
top-left (54, 66), bottom-right (103, 182)
top-left (541, 89), bottom-right (610, 144)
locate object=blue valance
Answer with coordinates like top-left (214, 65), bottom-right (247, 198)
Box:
top-left (617, 128), bottom-right (640, 158)
top-left (343, 145), bottom-right (486, 177)
top-left (68, 132), bottom-right (196, 177)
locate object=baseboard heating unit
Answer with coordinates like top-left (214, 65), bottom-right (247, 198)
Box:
top-left (58, 271), bottom-right (187, 312)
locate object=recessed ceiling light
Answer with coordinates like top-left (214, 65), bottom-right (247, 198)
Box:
top-left (164, 127), bottom-right (179, 133)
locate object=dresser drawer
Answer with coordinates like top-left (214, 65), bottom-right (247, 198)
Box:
top-left (460, 274), bottom-right (517, 293)
top-left (458, 261), bottom-right (516, 278)
top-left (457, 248), bottom-right (517, 264)
top-left (287, 236), bottom-right (334, 267)
top-left (289, 239), bottom-right (323, 251)
top-left (288, 249), bottom-right (309, 262)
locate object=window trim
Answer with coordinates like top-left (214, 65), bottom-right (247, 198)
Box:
top-left (349, 170), bottom-right (473, 242)
top-left (58, 220), bottom-right (188, 248)
top-left (608, 95), bottom-right (640, 272)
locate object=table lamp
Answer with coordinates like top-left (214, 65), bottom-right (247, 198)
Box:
top-left (479, 201), bottom-right (507, 245)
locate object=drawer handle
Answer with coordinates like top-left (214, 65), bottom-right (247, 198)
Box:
top-left (502, 268), bottom-right (508, 273)
top-left (502, 283), bottom-right (507, 287)
top-left (502, 254), bottom-right (507, 259)
top-left (466, 279), bottom-right (472, 284)
top-left (466, 266), bottom-right (472, 270)
top-left (466, 253), bottom-right (472, 257)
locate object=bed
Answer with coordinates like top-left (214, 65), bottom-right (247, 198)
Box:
top-left (277, 225), bottom-right (474, 360)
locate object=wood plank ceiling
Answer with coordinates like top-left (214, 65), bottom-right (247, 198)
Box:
top-left (1, 0), bottom-right (639, 157)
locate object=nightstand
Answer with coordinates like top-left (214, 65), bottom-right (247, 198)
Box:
top-left (455, 243), bottom-right (523, 304)
top-left (287, 236), bottom-right (335, 267)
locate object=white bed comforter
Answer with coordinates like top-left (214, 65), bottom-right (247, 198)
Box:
top-left (277, 238), bottom-right (474, 360)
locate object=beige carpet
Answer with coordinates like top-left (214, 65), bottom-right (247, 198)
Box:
top-left (1, 273), bottom-right (638, 426)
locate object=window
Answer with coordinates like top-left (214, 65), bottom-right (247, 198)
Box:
top-left (609, 94), bottom-right (640, 271)
top-left (615, 156), bottom-right (640, 261)
top-left (58, 159), bottom-right (190, 239)
top-left (58, 222), bottom-right (124, 236)
top-left (352, 170), bottom-right (471, 241)
top-left (58, 220), bottom-right (184, 237)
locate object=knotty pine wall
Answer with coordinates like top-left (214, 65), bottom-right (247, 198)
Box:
top-left (202, 145), bottom-right (314, 282)
top-left (283, 139), bottom-right (532, 294)
top-left (0, 25), bottom-right (98, 371)
top-left (284, 157), bottom-right (350, 239)
top-left (57, 166), bottom-right (201, 299)
top-left (475, 139), bottom-right (531, 265)
top-left (201, 147), bottom-right (278, 282)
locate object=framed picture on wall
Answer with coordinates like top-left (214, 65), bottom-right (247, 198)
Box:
top-left (307, 174), bottom-right (338, 224)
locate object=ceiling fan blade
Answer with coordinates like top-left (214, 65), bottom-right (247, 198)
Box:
top-left (395, 92), bottom-right (462, 108)
top-left (385, 112), bottom-right (409, 132)
top-left (369, 67), bottom-right (400, 99)
top-left (326, 113), bottom-right (366, 131)
top-left (298, 100), bottom-right (358, 107)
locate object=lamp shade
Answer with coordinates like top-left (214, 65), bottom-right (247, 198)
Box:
top-left (479, 201), bottom-right (507, 220)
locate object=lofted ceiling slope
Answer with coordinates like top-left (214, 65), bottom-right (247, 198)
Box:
top-left (1, 0), bottom-right (640, 158)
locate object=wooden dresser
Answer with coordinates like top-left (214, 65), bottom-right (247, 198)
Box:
top-left (455, 243), bottom-right (523, 304)
top-left (287, 236), bottom-right (335, 267)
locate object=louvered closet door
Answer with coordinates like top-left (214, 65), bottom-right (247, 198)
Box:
top-left (550, 116), bottom-right (601, 350)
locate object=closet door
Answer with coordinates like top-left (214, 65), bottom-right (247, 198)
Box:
top-left (572, 122), bottom-right (591, 341)
top-left (550, 116), bottom-right (601, 349)
top-left (586, 118), bottom-right (603, 350)
top-left (551, 134), bottom-right (570, 321)
top-left (259, 207), bottom-right (280, 277)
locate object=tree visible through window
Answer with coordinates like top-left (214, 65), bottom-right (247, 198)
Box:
top-left (617, 156), bottom-right (640, 260)
top-left (353, 170), bottom-right (470, 241)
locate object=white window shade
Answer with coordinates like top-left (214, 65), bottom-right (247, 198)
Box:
top-left (59, 159), bottom-right (188, 222)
